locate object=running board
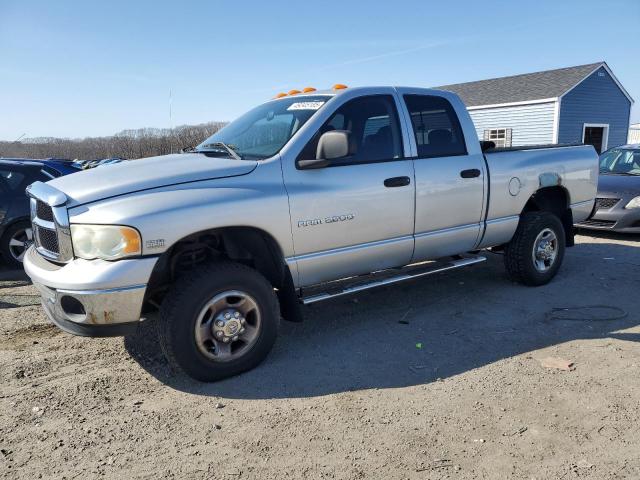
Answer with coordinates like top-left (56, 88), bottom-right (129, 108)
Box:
top-left (300, 255), bottom-right (486, 305)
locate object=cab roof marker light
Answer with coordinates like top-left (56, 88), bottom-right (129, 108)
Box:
top-left (332, 84), bottom-right (348, 90)
top-left (302, 87), bottom-right (317, 93)
top-left (288, 89), bottom-right (301, 96)
top-left (273, 92), bottom-right (287, 99)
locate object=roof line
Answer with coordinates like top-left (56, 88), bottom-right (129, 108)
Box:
top-left (465, 97), bottom-right (558, 110)
top-left (436, 62), bottom-right (604, 90)
top-left (558, 62), bottom-right (634, 104)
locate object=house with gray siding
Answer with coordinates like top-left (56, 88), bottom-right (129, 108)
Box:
top-left (437, 62), bottom-right (633, 153)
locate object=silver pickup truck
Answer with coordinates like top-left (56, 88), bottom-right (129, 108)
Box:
top-left (24, 86), bottom-right (598, 381)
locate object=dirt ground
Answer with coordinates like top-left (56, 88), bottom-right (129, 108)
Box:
top-left (1, 231), bottom-right (639, 479)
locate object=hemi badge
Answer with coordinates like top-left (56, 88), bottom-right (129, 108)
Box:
top-left (146, 239), bottom-right (165, 249)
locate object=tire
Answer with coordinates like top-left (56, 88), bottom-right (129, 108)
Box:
top-left (157, 261), bottom-right (279, 382)
top-left (504, 212), bottom-right (566, 286)
top-left (1, 220), bottom-right (34, 269)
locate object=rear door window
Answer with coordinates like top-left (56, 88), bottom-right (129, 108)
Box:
top-left (403, 95), bottom-right (467, 158)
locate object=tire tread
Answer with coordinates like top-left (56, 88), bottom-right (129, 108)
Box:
top-left (157, 260), bottom-right (279, 381)
top-left (504, 212), bottom-right (565, 286)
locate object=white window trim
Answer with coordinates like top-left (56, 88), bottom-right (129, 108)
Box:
top-left (552, 99), bottom-right (560, 144)
top-left (582, 123), bottom-right (609, 152)
top-left (484, 128), bottom-right (512, 147)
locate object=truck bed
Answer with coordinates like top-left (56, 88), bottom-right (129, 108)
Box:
top-left (477, 143), bottom-right (598, 249)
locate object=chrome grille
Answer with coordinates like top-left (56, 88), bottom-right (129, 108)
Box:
top-left (36, 200), bottom-right (54, 222)
top-left (578, 219), bottom-right (616, 228)
top-left (26, 181), bottom-right (73, 263)
top-left (36, 226), bottom-right (60, 252)
top-left (595, 198), bottom-right (619, 210)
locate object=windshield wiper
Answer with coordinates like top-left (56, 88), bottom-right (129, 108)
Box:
top-left (199, 142), bottom-right (242, 160)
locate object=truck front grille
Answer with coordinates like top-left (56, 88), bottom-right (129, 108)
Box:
top-left (595, 198), bottom-right (619, 210)
top-left (27, 182), bottom-right (73, 263)
top-left (36, 200), bottom-right (55, 222)
top-left (579, 219), bottom-right (616, 228)
top-left (35, 226), bottom-right (60, 253)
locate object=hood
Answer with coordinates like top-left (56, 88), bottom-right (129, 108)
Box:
top-left (48, 153), bottom-right (258, 207)
top-left (598, 173), bottom-right (640, 197)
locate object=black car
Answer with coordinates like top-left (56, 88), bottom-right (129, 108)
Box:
top-left (576, 145), bottom-right (640, 233)
top-left (0, 159), bottom-right (81, 267)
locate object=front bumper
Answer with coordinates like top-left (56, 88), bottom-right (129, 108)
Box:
top-left (23, 247), bottom-right (158, 336)
top-left (576, 206), bottom-right (640, 233)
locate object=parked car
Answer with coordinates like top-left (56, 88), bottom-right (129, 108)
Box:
top-left (575, 144), bottom-right (640, 233)
top-left (79, 158), bottom-right (125, 169)
top-left (23, 86), bottom-right (598, 381)
top-left (0, 159), bottom-right (80, 267)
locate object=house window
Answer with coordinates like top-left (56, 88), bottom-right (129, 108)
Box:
top-left (483, 128), bottom-right (512, 148)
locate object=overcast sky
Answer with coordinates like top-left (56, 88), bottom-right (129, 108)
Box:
top-left (0, 0), bottom-right (638, 140)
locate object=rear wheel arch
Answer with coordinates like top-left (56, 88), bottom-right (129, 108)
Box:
top-left (521, 186), bottom-right (574, 247)
top-left (522, 186), bottom-right (570, 216)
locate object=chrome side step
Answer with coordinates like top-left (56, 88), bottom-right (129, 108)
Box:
top-left (300, 255), bottom-right (486, 305)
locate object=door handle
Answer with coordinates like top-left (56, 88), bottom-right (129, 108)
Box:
top-left (460, 169), bottom-right (481, 179)
top-left (384, 176), bottom-right (411, 187)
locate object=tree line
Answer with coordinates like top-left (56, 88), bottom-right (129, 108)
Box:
top-left (0, 121), bottom-right (227, 161)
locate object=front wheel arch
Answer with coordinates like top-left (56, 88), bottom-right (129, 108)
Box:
top-left (144, 226), bottom-right (302, 322)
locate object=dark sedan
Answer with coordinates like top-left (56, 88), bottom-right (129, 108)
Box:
top-left (0, 158), bottom-right (81, 267)
top-left (576, 145), bottom-right (640, 233)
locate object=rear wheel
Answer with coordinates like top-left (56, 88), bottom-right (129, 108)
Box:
top-left (157, 261), bottom-right (279, 382)
top-left (504, 212), bottom-right (565, 286)
top-left (1, 221), bottom-right (34, 268)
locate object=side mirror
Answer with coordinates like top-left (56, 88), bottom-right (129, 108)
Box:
top-left (297, 130), bottom-right (352, 170)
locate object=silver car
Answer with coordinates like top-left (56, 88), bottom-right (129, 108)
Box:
top-left (577, 145), bottom-right (640, 233)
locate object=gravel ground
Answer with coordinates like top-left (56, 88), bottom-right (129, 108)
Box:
top-left (1, 231), bottom-right (639, 479)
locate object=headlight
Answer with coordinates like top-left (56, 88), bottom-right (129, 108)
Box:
top-left (625, 196), bottom-right (640, 209)
top-left (71, 224), bottom-right (141, 260)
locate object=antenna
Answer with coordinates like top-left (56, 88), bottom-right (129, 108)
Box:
top-left (169, 89), bottom-right (173, 130)
top-left (169, 89), bottom-right (173, 154)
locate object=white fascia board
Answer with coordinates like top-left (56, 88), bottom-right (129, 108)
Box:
top-left (552, 98), bottom-right (561, 144)
top-left (466, 97), bottom-right (558, 110)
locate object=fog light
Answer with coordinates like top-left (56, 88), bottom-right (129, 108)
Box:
top-left (60, 295), bottom-right (86, 321)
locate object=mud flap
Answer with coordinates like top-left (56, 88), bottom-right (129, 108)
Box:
top-left (562, 209), bottom-right (575, 247)
top-left (277, 269), bottom-right (303, 323)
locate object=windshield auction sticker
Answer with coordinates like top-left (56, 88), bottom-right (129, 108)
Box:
top-left (287, 101), bottom-right (325, 111)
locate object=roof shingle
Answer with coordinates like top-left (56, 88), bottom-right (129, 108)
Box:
top-left (435, 62), bottom-right (604, 107)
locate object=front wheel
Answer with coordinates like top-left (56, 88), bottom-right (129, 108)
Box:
top-left (157, 261), bottom-right (280, 382)
top-left (504, 212), bottom-right (566, 286)
top-left (1, 220), bottom-right (34, 268)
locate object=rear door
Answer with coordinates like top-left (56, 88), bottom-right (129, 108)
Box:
top-left (282, 92), bottom-right (416, 287)
top-left (398, 91), bottom-right (486, 260)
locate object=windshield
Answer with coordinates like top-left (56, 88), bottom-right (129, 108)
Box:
top-left (197, 95), bottom-right (332, 160)
top-left (599, 148), bottom-right (640, 175)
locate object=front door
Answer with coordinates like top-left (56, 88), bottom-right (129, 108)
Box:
top-left (399, 92), bottom-right (486, 261)
top-left (282, 94), bottom-right (415, 287)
